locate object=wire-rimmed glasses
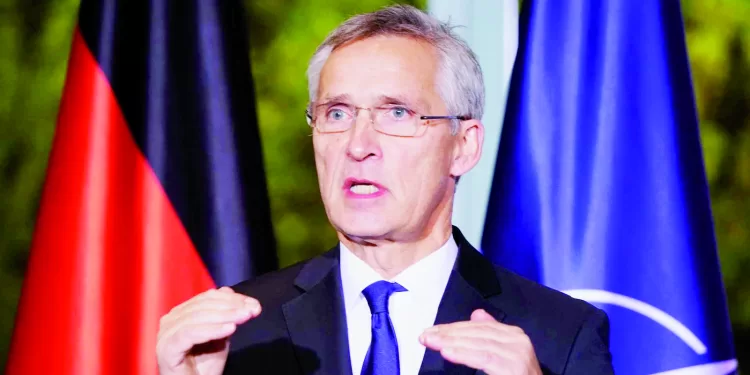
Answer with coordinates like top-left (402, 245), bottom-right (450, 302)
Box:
top-left (306, 102), bottom-right (468, 137)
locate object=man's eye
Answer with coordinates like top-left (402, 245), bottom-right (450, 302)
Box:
top-left (390, 107), bottom-right (410, 119)
top-left (327, 108), bottom-right (348, 121)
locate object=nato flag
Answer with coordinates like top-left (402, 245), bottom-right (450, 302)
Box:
top-left (482, 1), bottom-right (737, 373)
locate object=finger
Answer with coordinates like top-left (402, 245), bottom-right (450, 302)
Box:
top-left (166, 290), bottom-right (231, 318)
top-left (423, 321), bottom-right (522, 343)
top-left (421, 330), bottom-right (479, 351)
top-left (158, 322), bottom-right (236, 367)
top-left (421, 325), bottom-right (528, 349)
top-left (168, 290), bottom-right (258, 319)
top-left (187, 287), bottom-right (252, 308)
top-left (421, 328), bottom-right (514, 354)
top-left (427, 320), bottom-right (512, 333)
top-left (174, 322), bottom-right (237, 351)
top-left (174, 305), bottom-right (260, 329)
top-left (171, 297), bottom-right (261, 322)
top-left (217, 286), bottom-right (235, 293)
top-left (161, 299), bottom-right (259, 332)
top-left (439, 346), bottom-right (509, 374)
top-left (426, 329), bottom-right (539, 375)
top-left (159, 304), bottom-right (261, 349)
top-left (470, 309), bottom-right (496, 322)
top-left (441, 344), bottom-right (539, 375)
top-left (157, 316), bottom-right (254, 363)
top-left (174, 288), bottom-right (255, 314)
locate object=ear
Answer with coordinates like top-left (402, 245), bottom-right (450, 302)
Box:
top-left (450, 119), bottom-right (484, 178)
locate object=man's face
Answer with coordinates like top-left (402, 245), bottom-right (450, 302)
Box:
top-left (312, 35), bottom-right (464, 242)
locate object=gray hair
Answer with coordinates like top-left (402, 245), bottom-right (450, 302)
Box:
top-left (306, 5), bottom-right (485, 134)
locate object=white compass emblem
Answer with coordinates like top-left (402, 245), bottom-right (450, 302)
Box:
top-left (564, 289), bottom-right (737, 375)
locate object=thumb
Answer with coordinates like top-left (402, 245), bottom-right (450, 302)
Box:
top-left (470, 309), bottom-right (496, 322)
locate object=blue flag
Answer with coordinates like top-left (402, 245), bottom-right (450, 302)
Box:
top-left (482, 1), bottom-right (736, 373)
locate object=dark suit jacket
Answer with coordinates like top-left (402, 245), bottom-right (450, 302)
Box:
top-left (225, 227), bottom-right (614, 374)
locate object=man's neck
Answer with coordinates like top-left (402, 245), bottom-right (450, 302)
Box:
top-left (339, 223), bottom-right (453, 279)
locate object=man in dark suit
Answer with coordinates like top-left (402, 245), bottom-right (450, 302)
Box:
top-left (157, 5), bottom-right (614, 375)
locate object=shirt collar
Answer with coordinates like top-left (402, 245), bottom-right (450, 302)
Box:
top-left (339, 234), bottom-right (459, 311)
top-left (340, 242), bottom-right (383, 311)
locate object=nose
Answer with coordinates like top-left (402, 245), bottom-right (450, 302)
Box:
top-left (345, 109), bottom-right (381, 162)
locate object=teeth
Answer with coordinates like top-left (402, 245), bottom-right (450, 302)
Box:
top-left (350, 184), bottom-right (379, 195)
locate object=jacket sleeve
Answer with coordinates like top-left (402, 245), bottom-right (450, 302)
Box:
top-left (562, 308), bottom-right (615, 374)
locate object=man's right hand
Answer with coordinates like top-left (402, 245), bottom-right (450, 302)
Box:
top-left (156, 286), bottom-right (262, 375)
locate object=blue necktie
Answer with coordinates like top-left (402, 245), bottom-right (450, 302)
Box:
top-left (360, 280), bottom-right (407, 375)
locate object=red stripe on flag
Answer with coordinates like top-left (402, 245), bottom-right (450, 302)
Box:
top-left (7, 29), bottom-right (215, 375)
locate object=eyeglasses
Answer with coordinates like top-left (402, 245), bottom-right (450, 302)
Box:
top-left (305, 103), bottom-right (468, 137)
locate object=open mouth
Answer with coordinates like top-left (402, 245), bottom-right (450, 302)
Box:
top-left (350, 184), bottom-right (380, 195)
top-left (343, 178), bottom-right (385, 196)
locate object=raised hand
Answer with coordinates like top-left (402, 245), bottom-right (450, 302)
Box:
top-left (420, 309), bottom-right (542, 375)
top-left (156, 286), bottom-right (261, 375)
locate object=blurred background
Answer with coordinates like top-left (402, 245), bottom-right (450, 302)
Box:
top-left (0, 0), bottom-right (748, 369)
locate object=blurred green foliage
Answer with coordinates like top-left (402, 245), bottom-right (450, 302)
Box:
top-left (682, 0), bottom-right (750, 360)
top-left (0, 0), bottom-right (82, 365)
top-left (0, 0), bottom-right (748, 368)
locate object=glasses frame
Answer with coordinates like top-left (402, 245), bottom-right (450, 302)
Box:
top-left (305, 104), bottom-right (469, 137)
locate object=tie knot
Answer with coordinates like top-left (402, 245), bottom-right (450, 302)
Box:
top-left (362, 280), bottom-right (407, 314)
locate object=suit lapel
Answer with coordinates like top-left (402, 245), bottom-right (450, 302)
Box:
top-left (419, 227), bottom-right (507, 375)
top-left (282, 247), bottom-right (353, 375)
top-left (280, 227), bottom-right (503, 375)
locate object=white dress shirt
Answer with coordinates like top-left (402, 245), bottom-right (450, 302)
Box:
top-left (339, 235), bottom-right (459, 375)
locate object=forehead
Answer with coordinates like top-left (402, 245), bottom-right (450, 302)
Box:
top-left (318, 35), bottom-right (440, 107)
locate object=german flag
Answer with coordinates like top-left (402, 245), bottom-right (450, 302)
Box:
top-left (6, 1), bottom-right (276, 373)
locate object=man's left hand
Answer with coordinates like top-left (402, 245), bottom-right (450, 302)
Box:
top-left (419, 309), bottom-right (542, 375)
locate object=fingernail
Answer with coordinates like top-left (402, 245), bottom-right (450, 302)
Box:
top-left (244, 300), bottom-right (260, 314)
top-left (424, 326), bottom-right (438, 333)
top-left (425, 333), bottom-right (440, 345)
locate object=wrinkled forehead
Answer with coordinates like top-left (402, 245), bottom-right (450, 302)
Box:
top-left (317, 35), bottom-right (443, 112)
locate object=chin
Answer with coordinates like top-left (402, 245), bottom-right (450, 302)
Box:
top-left (331, 212), bottom-right (394, 240)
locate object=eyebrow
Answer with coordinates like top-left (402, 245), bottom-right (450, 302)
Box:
top-left (377, 94), bottom-right (411, 106)
top-left (317, 93), bottom-right (431, 112)
top-left (318, 94), bottom-right (352, 105)
top-left (378, 95), bottom-right (432, 113)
